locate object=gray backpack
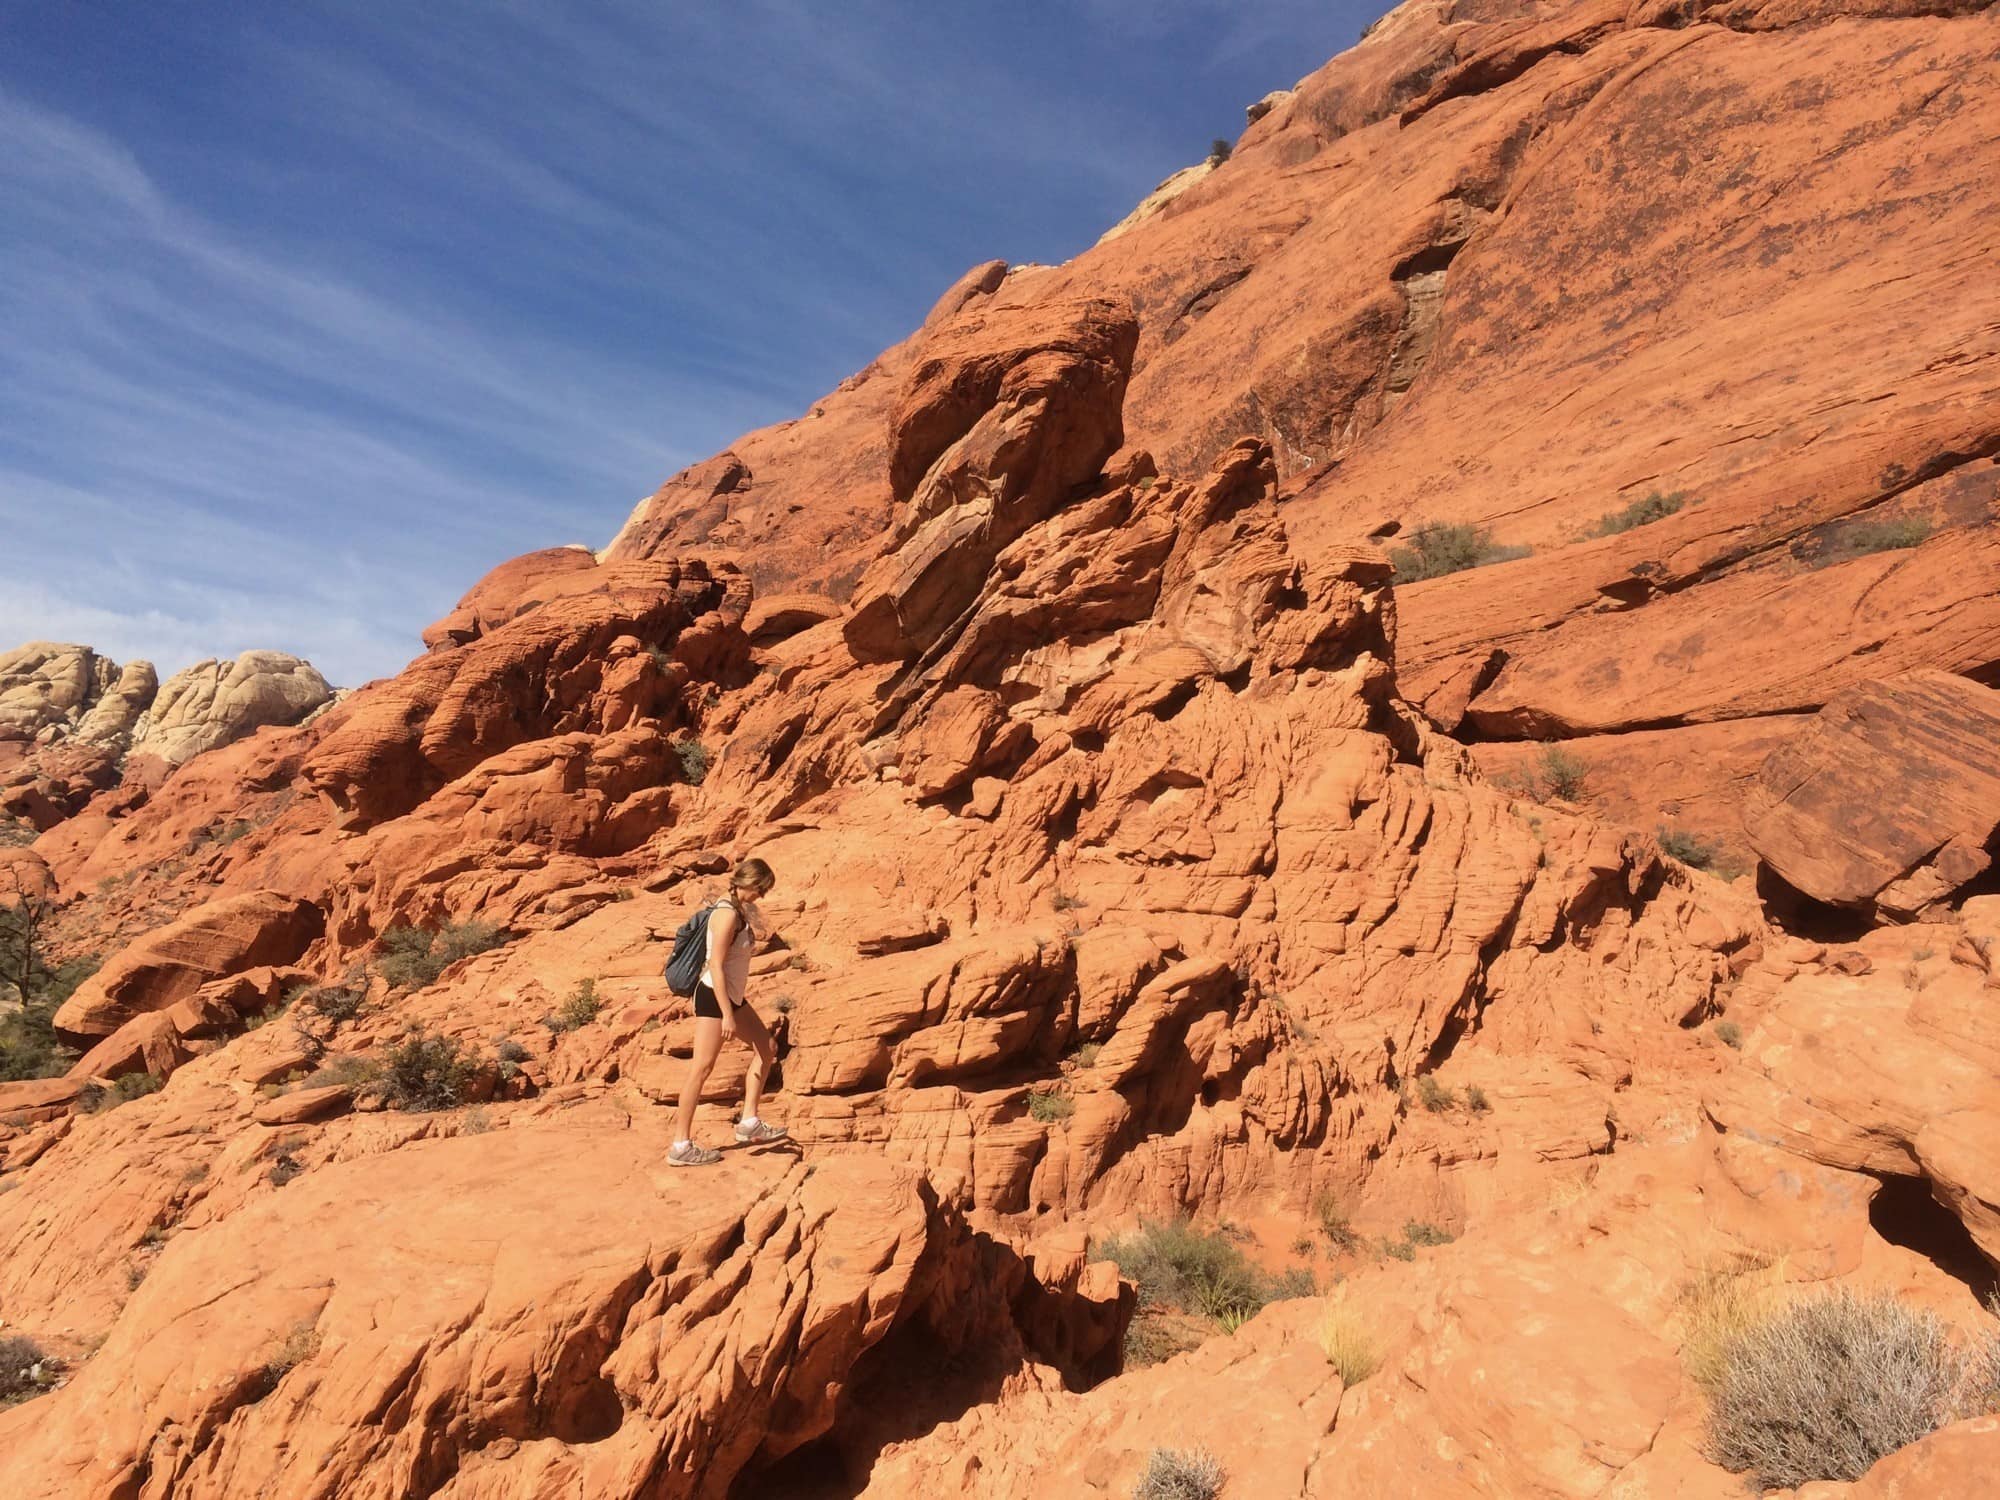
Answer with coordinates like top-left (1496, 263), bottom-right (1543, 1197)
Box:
top-left (663, 900), bottom-right (730, 995)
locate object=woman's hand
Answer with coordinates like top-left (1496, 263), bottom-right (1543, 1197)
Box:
top-left (718, 1005), bottom-right (738, 1040)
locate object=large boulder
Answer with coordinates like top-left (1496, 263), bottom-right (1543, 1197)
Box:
top-left (52, 891), bottom-right (323, 1039)
top-left (843, 295), bottom-right (1139, 663)
top-left (420, 545), bottom-right (603, 650)
top-left (1742, 671), bottom-right (2000, 917)
top-left (124, 652), bottom-right (333, 782)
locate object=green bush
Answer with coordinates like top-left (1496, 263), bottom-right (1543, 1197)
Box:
top-left (268, 1151), bottom-right (304, 1187)
top-left (1416, 1075), bottom-right (1457, 1114)
top-left (1, 903), bottom-right (96, 1081)
top-left (674, 740), bottom-right (712, 786)
top-left (1314, 1192), bottom-right (1361, 1252)
top-left (0, 1333), bottom-right (56, 1406)
top-left (1534, 745), bottom-right (1591, 801)
top-left (1096, 1218), bottom-right (1267, 1326)
top-left (1134, 1446), bottom-right (1224, 1500)
top-left (77, 1072), bottom-right (164, 1114)
top-left (378, 1031), bottom-right (475, 1112)
top-left (295, 983), bottom-right (365, 1025)
top-left (1388, 521), bottom-right (1531, 582)
top-left (1028, 1089), bottom-right (1075, 1124)
top-left (375, 921), bottom-right (507, 990)
top-left (1207, 137), bottom-right (1232, 163)
top-left (1813, 517), bottom-right (1931, 569)
top-left (1589, 490), bottom-right (1689, 537)
top-left (1465, 1084), bottom-right (1492, 1114)
top-left (1659, 826), bottom-right (1722, 871)
top-left (1702, 1290), bottom-right (1986, 1489)
top-left (1403, 1220), bottom-right (1454, 1248)
top-left (545, 978), bottom-right (603, 1034)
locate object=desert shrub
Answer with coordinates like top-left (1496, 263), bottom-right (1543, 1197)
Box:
top-left (1384, 1239), bottom-right (1416, 1262)
top-left (1812, 517), bottom-right (1931, 568)
top-left (1658, 826), bottom-right (1722, 871)
top-left (0, 903), bottom-right (96, 1081)
top-left (673, 740), bottom-right (712, 785)
top-left (1123, 1312), bottom-right (1203, 1368)
top-left (1028, 1089), bottom-right (1075, 1124)
top-left (296, 983), bottom-right (365, 1025)
top-left (1071, 1041), bottom-right (1103, 1067)
top-left (0, 816), bottom-right (36, 848)
top-left (77, 1072), bottom-right (164, 1114)
top-left (375, 921), bottom-right (507, 990)
top-left (1268, 1267), bottom-right (1317, 1301)
top-left (1464, 1085), bottom-right (1492, 1114)
top-left (1496, 744), bottom-right (1591, 803)
top-left (296, 1054), bottom-right (383, 1093)
top-left (545, 978), bottom-right (603, 1034)
top-left (1715, 1019), bottom-right (1743, 1049)
top-left (0, 1334), bottom-right (56, 1406)
top-left (378, 1031), bottom-right (474, 1112)
top-left (1320, 1296), bottom-right (1381, 1385)
top-left (0, 999), bottom-right (75, 1082)
top-left (1590, 490), bottom-right (1688, 537)
top-left (1052, 890), bottom-right (1086, 912)
top-left (1098, 1218), bottom-right (1266, 1325)
top-left (259, 1322), bottom-right (322, 1395)
top-left (1403, 1220), bottom-right (1454, 1248)
top-left (1388, 521), bottom-right (1531, 582)
top-left (1314, 1192), bottom-right (1361, 1252)
top-left (1701, 1290), bottom-right (1978, 1489)
top-left (1533, 745), bottom-right (1591, 801)
top-left (1134, 1445), bottom-right (1224, 1500)
top-left (1416, 1075), bottom-right (1456, 1114)
top-left (1208, 137), bottom-right (1231, 163)
top-left (268, 1152), bottom-right (304, 1188)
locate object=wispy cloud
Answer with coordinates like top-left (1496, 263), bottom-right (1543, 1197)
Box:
top-left (0, 2), bottom-right (1378, 685)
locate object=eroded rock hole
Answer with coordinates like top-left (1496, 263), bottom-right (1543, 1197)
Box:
top-left (1868, 1173), bottom-right (1997, 1303)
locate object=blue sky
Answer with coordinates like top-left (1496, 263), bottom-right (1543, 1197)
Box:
top-left (0, 1), bottom-right (1376, 687)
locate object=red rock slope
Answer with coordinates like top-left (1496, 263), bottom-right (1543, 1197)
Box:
top-left (608, 0), bottom-right (2000, 866)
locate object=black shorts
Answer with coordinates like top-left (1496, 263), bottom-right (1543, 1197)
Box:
top-left (692, 982), bottom-right (737, 1020)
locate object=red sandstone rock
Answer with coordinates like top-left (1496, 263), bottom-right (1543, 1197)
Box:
top-left (420, 545), bottom-right (600, 649)
top-left (1742, 671), bottom-right (2000, 917)
top-left (52, 892), bottom-right (323, 1039)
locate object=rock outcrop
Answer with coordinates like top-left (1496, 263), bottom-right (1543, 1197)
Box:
top-left (0, 642), bottom-right (332, 832)
top-left (0, 1105), bottom-right (1123, 1500)
top-left (602, 0), bottom-right (2000, 847)
top-left (1742, 672), bottom-right (2000, 918)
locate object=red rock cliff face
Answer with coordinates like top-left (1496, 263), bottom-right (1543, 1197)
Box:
top-left (6, 1), bottom-right (2000, 1494)
top-left (606, 0), bottom-right (2000, 868)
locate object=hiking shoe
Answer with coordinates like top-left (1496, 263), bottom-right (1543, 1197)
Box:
top-left (734, 1119), bottom-right (789, 1145)
top-left (667, 1141), bottom-right (722, 1167)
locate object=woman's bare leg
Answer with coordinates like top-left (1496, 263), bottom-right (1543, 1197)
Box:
top-left (733, 1004), bottom-right (775, 1122)
top-left (675, 1016), bottom-right (724, 1142)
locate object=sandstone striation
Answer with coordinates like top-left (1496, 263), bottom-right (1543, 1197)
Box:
top-left (1742, 671), bottom-right (2000, 918)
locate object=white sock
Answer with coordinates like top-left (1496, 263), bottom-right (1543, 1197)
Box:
top-left (673, 1139), bottom-right (691, 1150)
top-left (740, 1116), bottom-right (759, 1128)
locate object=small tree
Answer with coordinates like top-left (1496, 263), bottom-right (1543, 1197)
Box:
top-left (1208, 137), bottom-right (1232, 164)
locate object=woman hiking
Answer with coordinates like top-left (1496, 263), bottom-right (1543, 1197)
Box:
top-left (668, 857), bottom-right (788, 1166)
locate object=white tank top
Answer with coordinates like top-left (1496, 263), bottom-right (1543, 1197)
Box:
top-left (699, 899), bottom-right (755, 998)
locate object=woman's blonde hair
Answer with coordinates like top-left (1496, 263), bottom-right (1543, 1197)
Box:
top-left (731, 856), bottom-right (774, 895)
